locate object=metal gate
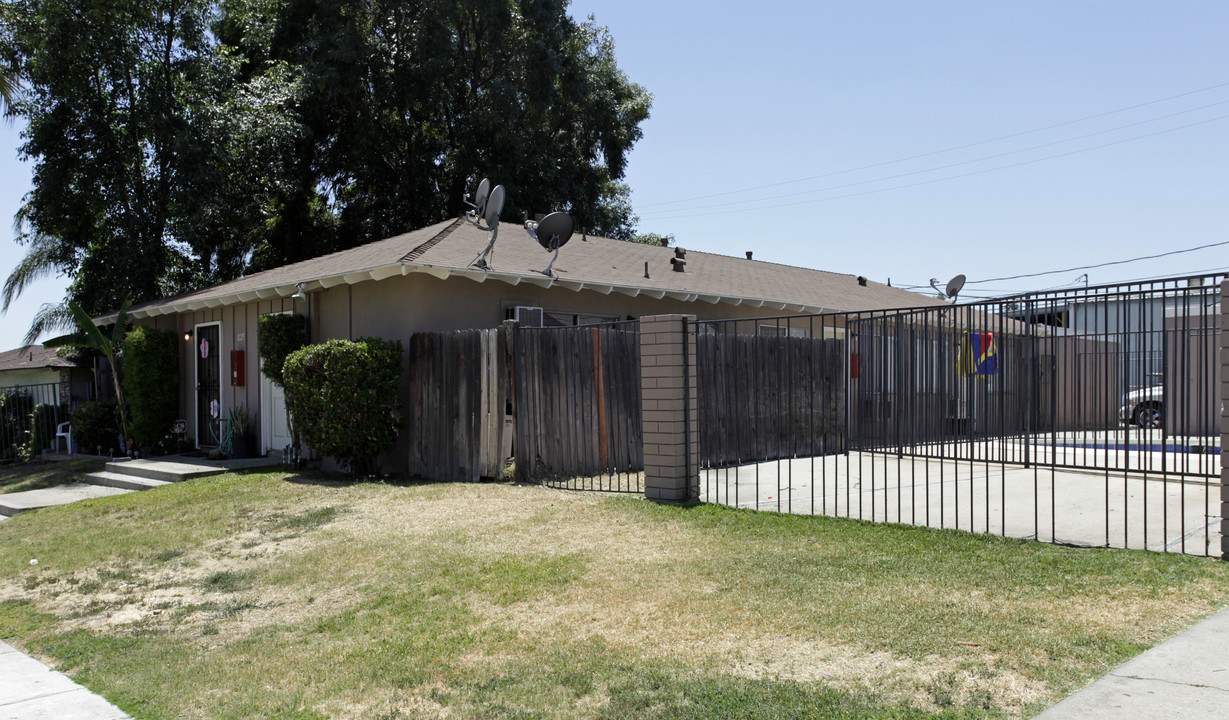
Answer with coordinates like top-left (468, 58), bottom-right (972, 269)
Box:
top-left (514, 321), bottom-right (643, 492)
top-left (697, 275), bottom-right (1223, 557)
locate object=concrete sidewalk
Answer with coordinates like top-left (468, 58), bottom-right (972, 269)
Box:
top-left (1034, 604), bottom-right (1229, 719)
top-left (0, 641), bottom-right (132, 719)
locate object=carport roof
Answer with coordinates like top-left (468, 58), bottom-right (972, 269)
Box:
top-left (101, 217), bottom-right (947, 322)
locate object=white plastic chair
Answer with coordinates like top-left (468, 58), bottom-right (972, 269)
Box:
top-left (55, 422), bottom-right (74, 455)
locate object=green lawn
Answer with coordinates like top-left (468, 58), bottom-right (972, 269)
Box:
top-left (1, 468), bottom-right (1226, 720)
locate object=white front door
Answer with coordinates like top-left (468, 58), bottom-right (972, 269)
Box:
top-left (260, 358), bottom-right (294, 454)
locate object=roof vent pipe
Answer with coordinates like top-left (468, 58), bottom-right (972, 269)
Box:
top-left (644, 261), bottom-right (650, 279)
top-left (857, 276), bottom-right (867, 287)
top-left (746, 251), bottom-right (753, 260)
top-left (659, 237), bottom-right (669, 247)
top-left (671, 248), bottom-right (687, 272)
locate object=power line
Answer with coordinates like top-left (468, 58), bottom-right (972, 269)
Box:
top-left (641, 111), bottom-right (1229, 220)
top-left (640, 99), bottom-right (1229, 218)
top-left (638, 79), bottom-right (1229, 210)
top-left (898, 253), bottom-right (1228, 297)
top-left (965, 240), bottom-right (1229, 285)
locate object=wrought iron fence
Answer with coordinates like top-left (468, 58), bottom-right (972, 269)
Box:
top-left (0, 381), bottom-right (88, 461)
top-left (697, 274), bottom-right (1222, 556)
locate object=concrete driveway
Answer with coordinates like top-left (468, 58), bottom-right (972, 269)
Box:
top-left (700, 450), bottom-right (1221, 556)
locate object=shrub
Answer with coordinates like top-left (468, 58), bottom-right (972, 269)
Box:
top-left (282, 337), bottom-right (403, 476)
top-left (121, 326), bottom-right (179, 453)
top-left (72, 400), bottom-right (122, 456)
top-left (257, 313), bottom-right (308, 388)
top-left (0, 389), bottom-right (34, 461)
top-left (29, 403), bottom-right (59, 456)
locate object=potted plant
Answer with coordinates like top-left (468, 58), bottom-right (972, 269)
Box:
top-left (228, 404), bottom-right (255, 459)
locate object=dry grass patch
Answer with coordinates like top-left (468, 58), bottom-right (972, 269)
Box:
top-left (0, 497), bottom-right (353, 640)
top-left (1, 469), bottom-right (1228, 720)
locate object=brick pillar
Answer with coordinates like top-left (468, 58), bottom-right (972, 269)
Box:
top-left (640, 314), bottom-right (699, 502)
top-left (1221, 280), bottom-right (1228, 560)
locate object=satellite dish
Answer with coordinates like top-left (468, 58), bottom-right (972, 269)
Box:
top-left (466, 182), bottom-right (506, 271)
top-left (533, 212), bottom-right (573, 251)
top-left (525, 211), bottom-right (575, 277)
top-left (472, 178), bottom-right (490, 217)
top-left (463, 178), bottom-right (490, 220)
top-left (945, 274), bottom-right (966, 303)
top-left (484, 184), bottom-right (505, 227)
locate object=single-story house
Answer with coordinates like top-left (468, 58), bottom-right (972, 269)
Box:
top-left (0, 344), bottom-right (96, 407)
top-left (98, 216), bottom-right (944, 467)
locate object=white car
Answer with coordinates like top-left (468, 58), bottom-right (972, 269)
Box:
top-left (1120, 386), bottom-right (1163, 429)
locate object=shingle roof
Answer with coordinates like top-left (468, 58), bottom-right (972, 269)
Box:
top-left (108, 217), bottom-right (945, 321)
top-left (0, 345), bottom-right (89, 373)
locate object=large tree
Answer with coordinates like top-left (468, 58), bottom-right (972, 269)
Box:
top-left (222, 0), bottom-right (652, 265)
top-left (2, 0), bottom-right (651, 338)
top-left (2, 0), bottom-right (211, 335)
top-left (0, 3), bottom-right (18, 112)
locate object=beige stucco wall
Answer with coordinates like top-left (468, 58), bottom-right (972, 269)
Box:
top-left (0, 368), bottom-right (63, 388)
top-left (313, 271), bottom-right (803, 342)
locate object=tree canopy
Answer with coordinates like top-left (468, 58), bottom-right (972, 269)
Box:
top-left (1, 0), bottom-right (652, 338)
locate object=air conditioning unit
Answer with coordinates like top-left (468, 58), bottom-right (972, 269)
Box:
top-left (514, 306), bottom-right (543, 327)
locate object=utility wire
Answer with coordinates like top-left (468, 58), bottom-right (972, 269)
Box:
top-left (898, 252), bottom-right (1228, 295)
top-left (638, 79), bottom-right (1229, 209)
top-left (642, 111), bottom-right (1229, 220)
top-left (640, 99), bottom-right (1229, 218)
top-left (964, 240), bottom-right (1229, 284)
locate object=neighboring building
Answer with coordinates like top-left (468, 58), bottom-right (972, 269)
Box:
top-left (0, 345), bottom-right (95, 408)
top-left (97, 217), bottom-right (945, 462)
top-left (1002, 281), bottom-right (1222, 436)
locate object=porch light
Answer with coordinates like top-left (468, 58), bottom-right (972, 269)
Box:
top-left (184, 330), bottom-right (192, 341)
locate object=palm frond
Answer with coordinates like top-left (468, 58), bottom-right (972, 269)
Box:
top-left (22, 302), bottom-right (75, 345)
top-left (3, 233), bottom-right (64, 313)
top-left (0, 62), bottom-right (19, 115)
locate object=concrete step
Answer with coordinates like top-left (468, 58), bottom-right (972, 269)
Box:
top-left (0, 483), bottom-right (132, 517)
top-left (104, 460), bottom-right (223, 483)
top-left (84, 471), bottom-right (173, 492)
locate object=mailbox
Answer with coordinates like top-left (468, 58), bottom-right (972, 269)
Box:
top-left (231, 349), bottom-right (245, 386)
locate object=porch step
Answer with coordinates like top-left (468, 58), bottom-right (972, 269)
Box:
top-left (83, 471), bottom-right (173, 492)
top-left (103, 459), bottom-right (224, 483)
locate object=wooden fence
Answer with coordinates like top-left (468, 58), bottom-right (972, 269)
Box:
top-left (406, 327), bottom-right (509, 481)
top-left (513, 322), bottom-right (643, 488)
top-left (697, 332), bottom-right (846, 467)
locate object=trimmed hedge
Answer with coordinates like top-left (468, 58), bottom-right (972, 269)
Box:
top-left (257, 313), bottom-right (308, 387)
top-left (72, 400), bottom-right (122, 456)
top-left (121, 326), bottom-right (180, 453)
top-left (282, 337), bottom-right (403, 476)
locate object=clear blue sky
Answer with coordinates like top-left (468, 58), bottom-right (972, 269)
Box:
top-left (4, 1), bottom-right (1229, 345)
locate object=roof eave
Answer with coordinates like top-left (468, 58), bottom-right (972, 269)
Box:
top-left (93, 261), bottom-right (410, 325)
top-left (95, 258), bottom-right (856, 325)
top-left (403, 263), bottom-right (833, 315)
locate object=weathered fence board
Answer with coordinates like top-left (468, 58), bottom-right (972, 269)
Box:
top-left (514, 322), bottom-right (642, 488)
top-left (697, 333), bottom-right (845, 467)
top-left (407, 328), bottom-right (507, 481)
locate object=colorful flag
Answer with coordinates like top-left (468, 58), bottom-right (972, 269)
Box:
top-left (958, 332), bottom-right (997, 376)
